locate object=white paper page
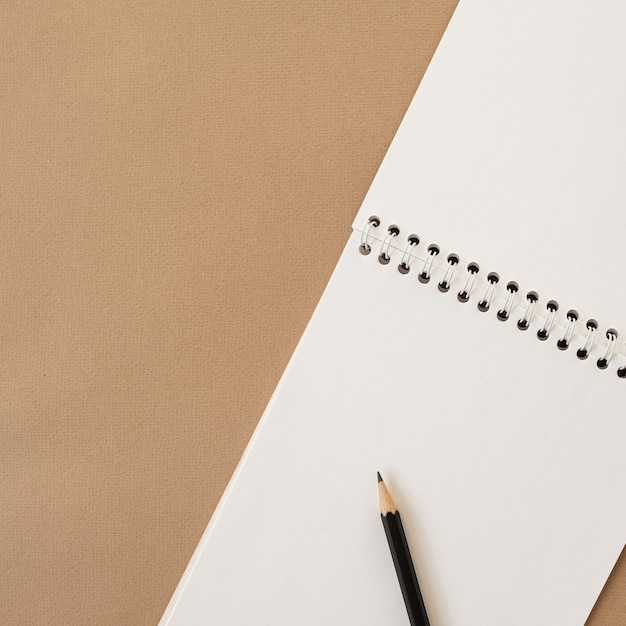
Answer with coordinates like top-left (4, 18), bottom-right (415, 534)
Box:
top-left (354, 0), bottom-right (626, 345)
top-left (162, 231), bottom-right (626, 626)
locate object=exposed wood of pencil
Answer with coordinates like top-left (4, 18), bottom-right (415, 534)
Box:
top-left (378, 472), bottom-right (397, 515)
top-left (378, 473), bottom-right (431, 626)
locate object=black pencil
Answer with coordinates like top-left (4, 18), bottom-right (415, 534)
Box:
top-left (378, 472), bottom-right (431, 626)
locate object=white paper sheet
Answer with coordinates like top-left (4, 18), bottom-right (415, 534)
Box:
top-left (163, 1), bottom-right (626, 623)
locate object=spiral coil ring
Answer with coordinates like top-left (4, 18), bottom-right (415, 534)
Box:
top-left (418, 244), bottom-right (440, 284)
top-left (378, 225), bottom-right (400, 265)
top-left (557, 310), bottom-right (579, 351)
top-left (438, 254), bottom-right (459, 293)
top-left (457, 263), bottom-right (480, 303)
top-left (398, 235), bottom-right (420, 274)
top-left (597, 329), bottom-right (618, 370)
top-left (359, 216), bottom-right (380, 255)
top-left (478, 272), bottom-right (499, 312)
top-left (497, 281), bottom-right (519, 321)
top-left (517, 291), bottom-right (538, 331)
top-left (537, 300), bottom-right (559, 340)
top-left (576, 319), bottom-right (598, 360)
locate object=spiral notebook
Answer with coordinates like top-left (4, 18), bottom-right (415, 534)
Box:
top-left (162, 1), bottom-right (626, 624)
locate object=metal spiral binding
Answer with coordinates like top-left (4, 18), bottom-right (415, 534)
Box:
top-left (357, 217), bottom-right (626, 378)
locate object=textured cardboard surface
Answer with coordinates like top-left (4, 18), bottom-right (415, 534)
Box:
top-left (0, 2), bottom-right (623, 623)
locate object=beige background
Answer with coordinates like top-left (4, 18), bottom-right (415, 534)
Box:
top-left (1, 2), bottom-right (623, 623)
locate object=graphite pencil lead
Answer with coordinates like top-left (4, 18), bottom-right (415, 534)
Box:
top-left (377, 471), bottom-right (383, 483)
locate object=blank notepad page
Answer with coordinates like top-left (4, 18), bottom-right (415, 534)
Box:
top-left (162, 1), bottom-right (626, 624)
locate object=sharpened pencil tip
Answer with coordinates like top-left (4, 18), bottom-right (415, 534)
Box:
top-left (377, 474), bottom-right (396, 514)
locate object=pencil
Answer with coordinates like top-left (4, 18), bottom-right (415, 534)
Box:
top-left (378, 472), bottom-right (431, 626)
